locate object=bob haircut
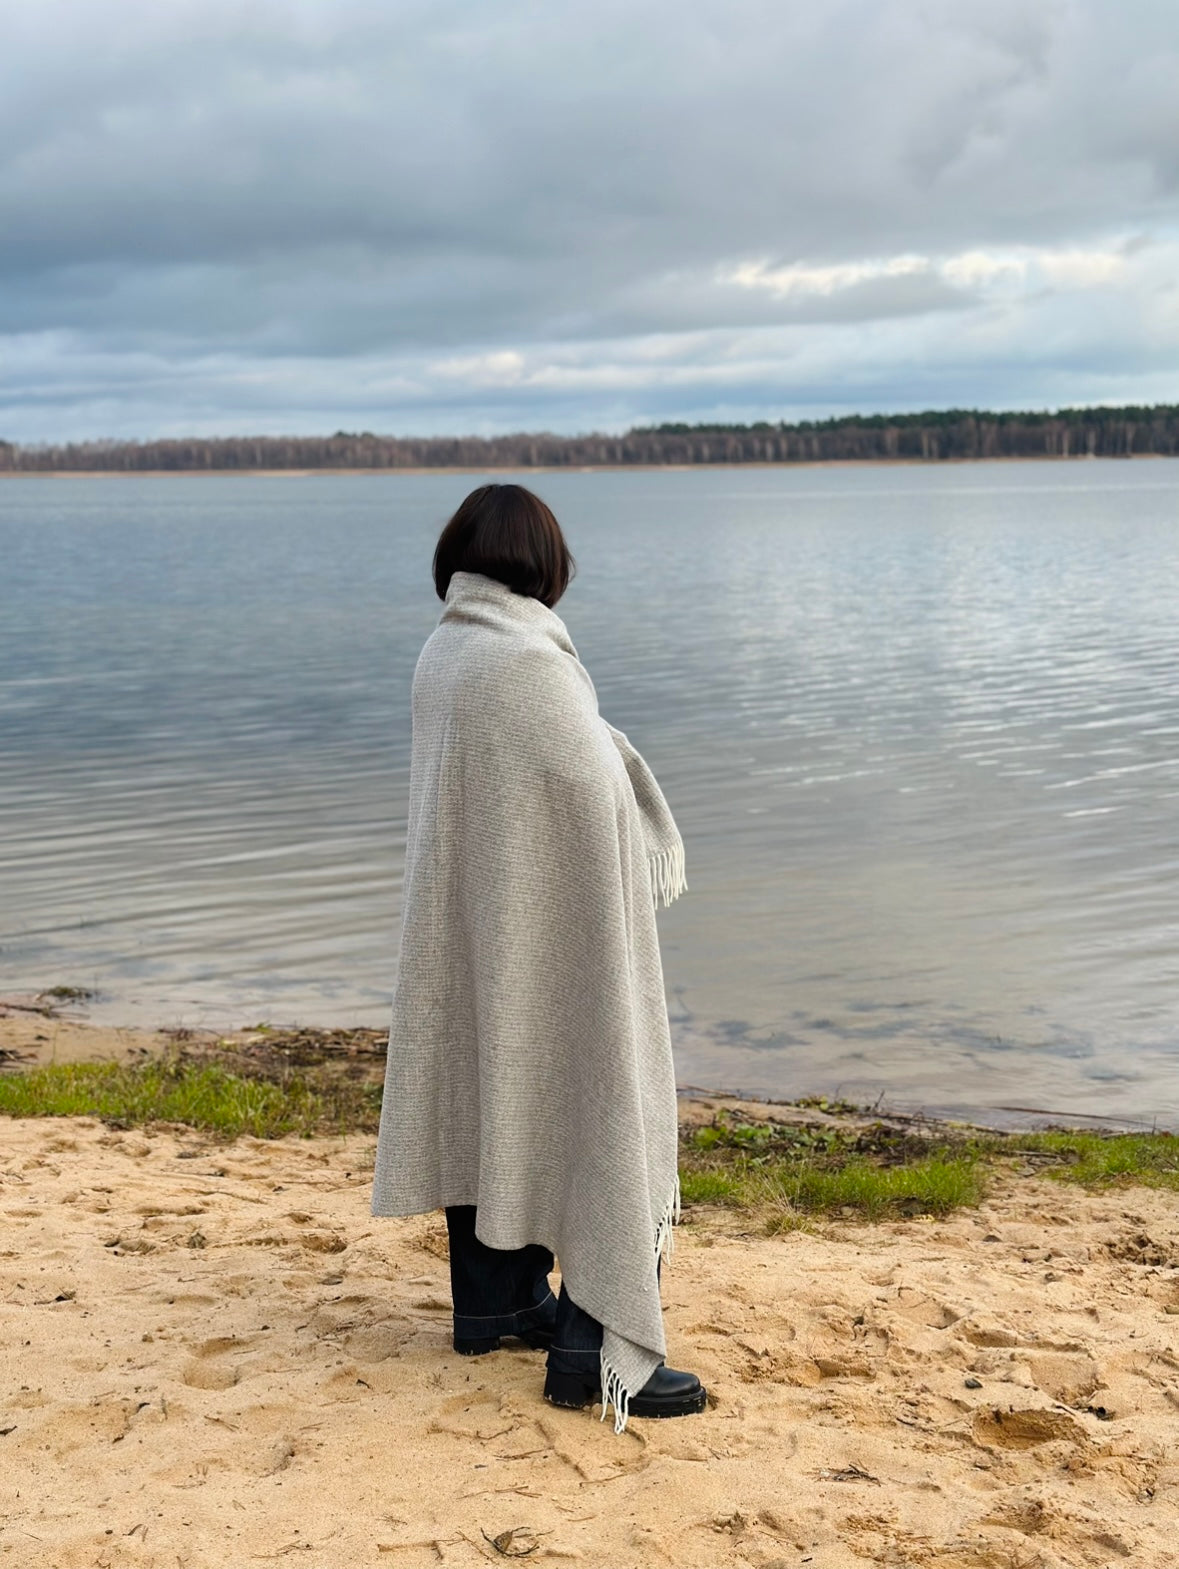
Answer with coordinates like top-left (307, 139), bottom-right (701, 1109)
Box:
top-left (433, 483), bottom-right (575, 609)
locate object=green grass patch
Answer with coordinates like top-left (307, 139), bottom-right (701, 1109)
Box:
top-left (678, 1167), bottom-right (754, 1206)
top-left (0, 1056), bottom-right (382, 1140)
top-left (994, 1130), bottom-right (1179, 1191)
top-left (766, 1154), bottom-right (985, 1223)
top-left (679, 1111), bottom-right (986, 1223)
top-left (679, 1110), bottom-right (1179, 1223)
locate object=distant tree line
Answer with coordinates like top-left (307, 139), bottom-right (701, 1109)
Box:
top-left (3, 404), bottom-right (1178, 472)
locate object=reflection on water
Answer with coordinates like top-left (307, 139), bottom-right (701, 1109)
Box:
top-left (2, 463), bottom-right (1177, 1125)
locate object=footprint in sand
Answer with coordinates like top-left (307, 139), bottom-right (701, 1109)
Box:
top-left (971, 1406), bottom-right (1089, 1451)
top-left (886, 1287), bottom-right (962, 1329)
top-left (180, 1333), bottom-right (254, 1389)
top-left (1023, 1351), bottom-right (1102, 1405)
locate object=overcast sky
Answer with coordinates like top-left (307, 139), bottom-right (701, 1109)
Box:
top-left (3, 0), bottom-right (1178, 440)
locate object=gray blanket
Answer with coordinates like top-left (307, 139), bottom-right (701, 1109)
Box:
top-left (370, 570), bottom-right (687, 1429)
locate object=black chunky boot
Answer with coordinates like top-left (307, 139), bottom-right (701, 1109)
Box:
top-left (544, 1362), bottom-right (707, 1418)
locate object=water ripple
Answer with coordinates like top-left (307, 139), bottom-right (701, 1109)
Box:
top-left (2, 464), bottom-right (1178, 1122)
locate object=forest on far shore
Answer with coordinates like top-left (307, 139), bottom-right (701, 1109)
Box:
top-left (3, 404), bottom-right (1178, 472)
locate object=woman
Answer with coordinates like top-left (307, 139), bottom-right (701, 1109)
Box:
top-left (370, 483), bottom-right (705, 1431)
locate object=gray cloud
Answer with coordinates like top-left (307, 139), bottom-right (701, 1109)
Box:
top-left (1, 0), bottom-right (1178, 439)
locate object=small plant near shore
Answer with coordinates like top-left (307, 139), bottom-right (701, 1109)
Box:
top-left (793, 1094), bottom-right (863, 1117)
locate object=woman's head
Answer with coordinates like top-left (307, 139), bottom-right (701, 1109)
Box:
top-left (433, 483), bottom-right (576, 608)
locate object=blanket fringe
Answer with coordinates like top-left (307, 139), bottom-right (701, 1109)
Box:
top-left (649, 841), bottom-right (687, 909)
top-left (599, 1356), bottom-right (632, 1435)
top-left (599, 1178), bottom-right (682, 1434)
top-left (654, 1173), bottom-right (681, 1266)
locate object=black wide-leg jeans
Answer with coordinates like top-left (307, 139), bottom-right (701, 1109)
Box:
top-left (444, 1205), bottom-right (604, 1377)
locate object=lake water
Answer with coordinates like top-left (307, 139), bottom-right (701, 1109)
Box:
top-left (2, 463), bottom-right (1177, 1127)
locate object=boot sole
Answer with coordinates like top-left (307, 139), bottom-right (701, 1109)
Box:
top-left (543, 1369), bottom-right (707, 1418)
top-left (631, 1386), bottom-right (708, 1418)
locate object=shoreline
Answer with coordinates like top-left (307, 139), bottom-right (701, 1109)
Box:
top-left (1, 452), bottom-right (1175, 479)
top-left (0, 998), bottom-right (1167, 1138)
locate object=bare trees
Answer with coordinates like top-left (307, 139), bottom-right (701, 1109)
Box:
top-left (2, 406), bottom-right (1177, 472)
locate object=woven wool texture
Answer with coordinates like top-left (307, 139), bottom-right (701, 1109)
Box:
top-left (370, 570), bottom-right (687, 1427)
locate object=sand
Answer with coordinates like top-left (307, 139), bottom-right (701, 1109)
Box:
top-left (0, 999), bottom-right (178, 1069)
top-left (3, 1110), bottom-right (1178, 1569)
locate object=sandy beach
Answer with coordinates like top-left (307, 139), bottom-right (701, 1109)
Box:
top-left (3, 1083), bottom-right (1178, 1568)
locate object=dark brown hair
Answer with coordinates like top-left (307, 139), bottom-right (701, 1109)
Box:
top-left (432, 483), bottom-right (575, 608)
